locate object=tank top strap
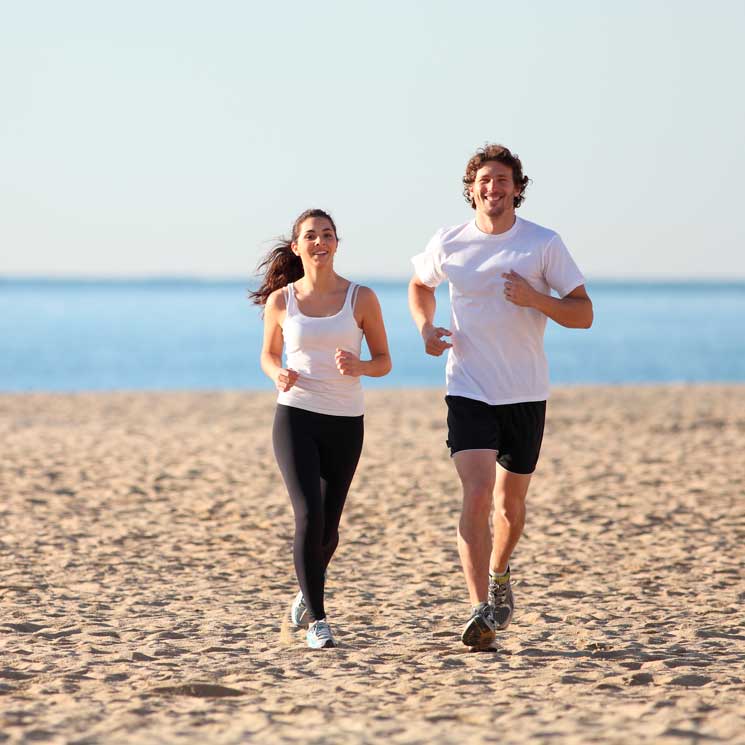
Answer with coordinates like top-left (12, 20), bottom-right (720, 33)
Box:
top-left (345, 282), bottom-right (358, 314)
top-left (284, 282), bottom-right (296, 315)
top-left (351, 282), bottom-right (362, 311)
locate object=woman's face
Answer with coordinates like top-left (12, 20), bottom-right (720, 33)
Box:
top-left (291, 217), bottom-right (338, 267)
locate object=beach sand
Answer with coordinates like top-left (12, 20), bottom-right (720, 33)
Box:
top-left (1, 386), bottom-right (743, 744)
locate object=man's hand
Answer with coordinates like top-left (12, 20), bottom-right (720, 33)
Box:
top-left (421, 323), bottom-right (453, 357)
top-left (335, 349), bottom-right (363, 376)
top-left (275, 368), bottom-right (299, 392)
top-left (502, 270), bottom-right (538, 308)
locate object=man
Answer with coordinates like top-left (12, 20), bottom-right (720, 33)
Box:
top-left (409, 144), bottom-right (593, 649)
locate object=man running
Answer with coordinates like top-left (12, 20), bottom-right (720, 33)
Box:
top-left (408, 144), bottom-right (593, 648)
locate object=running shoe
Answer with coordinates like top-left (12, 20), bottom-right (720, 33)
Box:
top-left (306, 619), bottom-right (335, 649)
top-left (290, 590), bottom-right (310, 629)
top-left (488, 567), bottom-right (514, 630)
top-left (460, 602), bottom-right (496, 648)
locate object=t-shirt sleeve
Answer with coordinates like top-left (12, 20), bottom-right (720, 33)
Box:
top-left (543, 234), bottom-right (585, 298)
top-left (411, 230), bottom-right (447, 288)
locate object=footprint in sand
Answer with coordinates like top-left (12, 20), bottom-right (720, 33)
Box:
top-left (150, 683), bottom-right (244, 698)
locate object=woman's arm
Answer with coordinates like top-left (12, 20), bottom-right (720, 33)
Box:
top-left (335, 287), bottom-right (392, 378)
top-left (260, 289), bottom-right (299, 392)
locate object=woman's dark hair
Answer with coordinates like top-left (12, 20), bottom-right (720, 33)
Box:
top-left (249, 208), bottom-right (338, 306)
top-left (462, 144), bottom-right (530, 208)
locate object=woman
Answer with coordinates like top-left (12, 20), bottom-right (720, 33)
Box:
top-left (252, 208), bottom-right (391, 649)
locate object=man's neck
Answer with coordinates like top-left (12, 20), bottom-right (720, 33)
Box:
top-left (475, 211), bottom-right (517, 235)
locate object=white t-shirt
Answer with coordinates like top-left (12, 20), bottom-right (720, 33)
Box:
top-left (411, 217), bottom-right (585, 405)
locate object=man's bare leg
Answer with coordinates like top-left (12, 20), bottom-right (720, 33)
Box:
top-left (486, 465), bottom-right (532, 630)
top-left (454, 450), bottom-right (497, 606)
top-left (490, 465), bottom-right (532, 574)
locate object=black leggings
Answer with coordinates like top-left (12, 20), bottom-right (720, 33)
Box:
top-left (272, 404), bottom-right (364, 621)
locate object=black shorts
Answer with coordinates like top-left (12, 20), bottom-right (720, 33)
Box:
top-left (445, 396), bottom-right (546, 475)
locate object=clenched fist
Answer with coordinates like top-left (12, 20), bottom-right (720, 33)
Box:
top-left (335, 349), bottom-right (363, 376)
top-left (275, 368), bottom-right (299, 392)
top-left (502, 270), bottom-right (538, 307)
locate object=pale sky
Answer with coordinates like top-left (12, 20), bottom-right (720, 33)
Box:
top-left (2, 1), bottom-right (744, 279)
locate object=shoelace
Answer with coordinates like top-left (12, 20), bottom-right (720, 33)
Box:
top-left (489, 578), bottom-right (510, 606)
top-left (312, 621), bottom-right (332, 640)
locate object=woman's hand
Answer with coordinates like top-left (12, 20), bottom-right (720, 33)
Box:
top-left (335, 349), bottom-right (363, 377)
top-left (275, 368), bottom-right (299, 392)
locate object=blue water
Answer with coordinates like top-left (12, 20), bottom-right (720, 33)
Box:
top-left (1, 279), bottom-right (744, 392)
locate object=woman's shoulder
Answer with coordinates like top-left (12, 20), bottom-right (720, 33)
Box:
top-left (266, 286), bottom-right (289, 312)
top-left (351, 285), bottom-right (381, 312)
top-left (353, 284), bottom-right (377, 298)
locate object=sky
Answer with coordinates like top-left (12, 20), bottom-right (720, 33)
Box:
top-left (2, 1), bottom-right (744, 280)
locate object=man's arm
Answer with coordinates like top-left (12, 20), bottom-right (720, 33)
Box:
top-left (408, 276), bottom-right (453, 356)
top-left (502, 271), bottom-right (593, 329)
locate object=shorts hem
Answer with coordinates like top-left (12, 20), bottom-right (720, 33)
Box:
top-left (449, 446), bottom-right (497, 458)
top-left (496, 460), bottom-right (537, 476)
top-left (449, 447), bottom-right (537, 475)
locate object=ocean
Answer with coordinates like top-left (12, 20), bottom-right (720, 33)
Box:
top-left (1, 279), bottom-right (744, 392)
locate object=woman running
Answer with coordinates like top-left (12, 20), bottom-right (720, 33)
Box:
top-left (252, 208), bottom-right (391, 649)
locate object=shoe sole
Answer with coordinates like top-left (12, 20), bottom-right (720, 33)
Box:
top-left (461, 615), bottom-right (496, 648)
top-left (467, 639), bottom-right (498, 653)
top-left (307, 639), bottom-right (335, 649)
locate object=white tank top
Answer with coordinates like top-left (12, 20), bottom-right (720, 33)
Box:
top-left (277, 281), bottom-right (365, 416)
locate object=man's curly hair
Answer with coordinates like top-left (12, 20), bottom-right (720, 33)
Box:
top-left (462, 144), bottom-right (530, 209)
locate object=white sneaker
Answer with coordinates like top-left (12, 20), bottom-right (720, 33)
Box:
top-left (306, 619), bottom-right (335, 649)
top-left (290, 590), bottom-right (310, 628)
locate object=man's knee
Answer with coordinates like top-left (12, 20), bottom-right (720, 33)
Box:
top-left (461, 480), bottom-right (494, 519)
top-left (493, 492), bottom-right (526, 527)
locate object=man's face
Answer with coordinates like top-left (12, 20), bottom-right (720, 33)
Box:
top-left (470, 161), bottom-right (520, 219)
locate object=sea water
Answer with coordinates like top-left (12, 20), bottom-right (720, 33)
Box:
top-left (1, 279), bottom-right (743, 392)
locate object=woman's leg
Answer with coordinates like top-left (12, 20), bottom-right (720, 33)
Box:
top-left (317, 415), bottom-right (364, 569)
top-left (272, 406), bottom-right (327, 620)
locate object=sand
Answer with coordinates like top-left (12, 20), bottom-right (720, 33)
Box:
top-left (1, 385), bottom-right (744, 744)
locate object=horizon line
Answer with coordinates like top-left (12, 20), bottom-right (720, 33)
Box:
top-left (2, 274), bottom-right (745, 285)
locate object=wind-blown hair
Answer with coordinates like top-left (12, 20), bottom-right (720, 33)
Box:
top-left (462, 144), bottom-right (530, 209)
top-left (249, 208), bottom-right (338, 306)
